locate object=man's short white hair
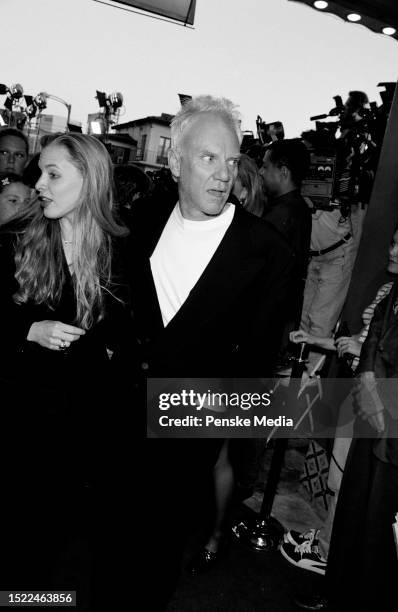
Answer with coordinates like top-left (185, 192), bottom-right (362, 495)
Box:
top-left (170, 95), bottom-right (242, 151)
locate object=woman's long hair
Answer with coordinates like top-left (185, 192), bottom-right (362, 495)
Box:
top-left (236, 154), bottom-right (265, 218)
top-left (14, 133), bottom-right (128, 329)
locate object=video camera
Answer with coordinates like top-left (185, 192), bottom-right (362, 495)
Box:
top-left (240, 117), bottom-right (285, 169)
top-left (300, 86), bottom-right (394, 214)
top-left (256, 116), bottom-right (285, 144)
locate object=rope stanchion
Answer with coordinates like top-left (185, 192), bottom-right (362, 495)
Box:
top-left (232, 343), bottom-right (309, 552)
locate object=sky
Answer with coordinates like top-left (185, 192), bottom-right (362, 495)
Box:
top-left (2, 0), bottom-right (398, 137)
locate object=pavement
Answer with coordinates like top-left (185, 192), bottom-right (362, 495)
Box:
top-left (165, 440), bottom-right (328, 612)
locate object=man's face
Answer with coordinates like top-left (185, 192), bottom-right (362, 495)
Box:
top-left (0, 135), bottom-right (28, 175)
top-left (170, 113), bottom-right (240, 220)
top-left (260, 150), bottom-right (283, 197)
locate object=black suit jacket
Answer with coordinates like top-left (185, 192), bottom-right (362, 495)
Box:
top-left (127, 199), bottom-right (296, 379)
top-left (263, 189), bottom-right (311, 324)
top-left (358, 278), bottom-right (398, 465)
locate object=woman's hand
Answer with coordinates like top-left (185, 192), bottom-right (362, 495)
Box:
top-left (334, 335), bottom-right (361, 358)
top-left (27, 320), bottom-right (86, 351)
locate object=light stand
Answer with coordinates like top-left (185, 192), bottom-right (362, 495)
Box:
top-left (37, 92), bottom-right (72, 129)
top-left (95, 90), bottom-right (123, 142)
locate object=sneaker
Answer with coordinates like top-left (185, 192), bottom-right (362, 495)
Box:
top-left (283, 528), bottom-right (319, 547)
top-left (280, 530), bottom-right (327, 576)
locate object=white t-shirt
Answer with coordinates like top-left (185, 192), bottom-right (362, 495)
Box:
top-left (150, 202), bottom-right (235, 326)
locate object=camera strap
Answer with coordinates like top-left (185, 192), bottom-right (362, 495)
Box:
top-left (309, 232), bottom-right (352, 257)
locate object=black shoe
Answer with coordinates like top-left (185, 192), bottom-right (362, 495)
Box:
top-left (187, 547), bottom-right (220, 575)
top-left (293, 594), bottom-right (329, 611)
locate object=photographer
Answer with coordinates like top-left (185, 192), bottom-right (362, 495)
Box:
top-left (299, 92), bottom-right (370, 374)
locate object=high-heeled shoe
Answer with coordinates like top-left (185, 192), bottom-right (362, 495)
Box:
top-left (187, 547), bottom-right (220, 575)
top-left (187, 537), bottom-right (230, 575)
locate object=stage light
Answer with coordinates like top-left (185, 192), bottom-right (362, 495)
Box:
top-left (313, 1), bottom-right (328, 9)
top-left (347, 13), bottom-right (361, 22)
top-left (382, 26), bottom-right (396, 36)
top-left (9, 83), bottom-right (24, 99)
top-left (34, 93), bottom-right (47, 111)
top-left (109, 91), bottom-right (123, 111)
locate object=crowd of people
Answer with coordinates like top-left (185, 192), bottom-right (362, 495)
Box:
top-left (0, 90), bottom-right (397, 611)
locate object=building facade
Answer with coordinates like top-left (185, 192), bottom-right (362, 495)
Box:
top-left (111, 113), bottom-right (173, 172)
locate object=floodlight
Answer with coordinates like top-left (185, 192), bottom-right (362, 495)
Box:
top-left (109, 92), bottom-right (123, 110)
top-left (9, 83), bottom-right (23, 99)
top-left (34, 93), bottom-right (47, 111)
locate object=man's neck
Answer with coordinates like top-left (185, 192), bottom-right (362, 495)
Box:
top-left (178, 201), bottom-right (231, 221)
top-left (272, 186), bottom-right (298, 199)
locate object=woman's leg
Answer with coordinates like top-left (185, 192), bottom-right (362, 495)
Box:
top-left (205, 439), bottom-right (234, 552)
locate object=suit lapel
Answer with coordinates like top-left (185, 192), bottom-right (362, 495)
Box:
top-left (160, 206), bottom-right (262, 340)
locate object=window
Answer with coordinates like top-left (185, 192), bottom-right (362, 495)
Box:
top-left (156, 136), bottom-right (171, 165)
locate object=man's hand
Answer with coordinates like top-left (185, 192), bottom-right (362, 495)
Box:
top-left (27, 320), bottom-right (86, 350)
top-left (334, 335), bottom-right (361, 358)
top-left (289, 330), bottom-right (313, 344)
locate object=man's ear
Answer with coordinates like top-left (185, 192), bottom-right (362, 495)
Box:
top-left (281, 164), bottom-right (290, 181)
top-left (168, 148), bottom-right (181, 181)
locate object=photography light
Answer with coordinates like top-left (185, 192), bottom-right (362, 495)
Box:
top-left (34, 93), bottom-right (47, 111)
top-left (9, 83), bottom-right (24, 99)
top-left (108, 91), bottom-right (123, 111)
top-left (0, 84), bottom-right (8, 95)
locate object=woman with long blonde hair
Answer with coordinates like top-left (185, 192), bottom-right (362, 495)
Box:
top-left (0, 133), bottom-right (131, 599)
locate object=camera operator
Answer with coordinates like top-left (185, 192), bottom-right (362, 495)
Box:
top-left (339, 90), bottom-right (369, 138)
top-left (299, 91), bottom-right (370, 374)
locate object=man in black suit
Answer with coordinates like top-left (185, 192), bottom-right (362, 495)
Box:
top-left (127, 96), bottom-right (296, 609)
top-left (261, 138), bottom-right (312, 329)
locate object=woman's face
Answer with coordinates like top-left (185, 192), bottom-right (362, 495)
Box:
top-left (387, 229), bottom-right (398, 274)
top-left (0, 182), bottom-right (30, 225)
top-left (232, 176), bottom-right (247, 204)
top-left (36, 144), bottom-right (84, 223)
